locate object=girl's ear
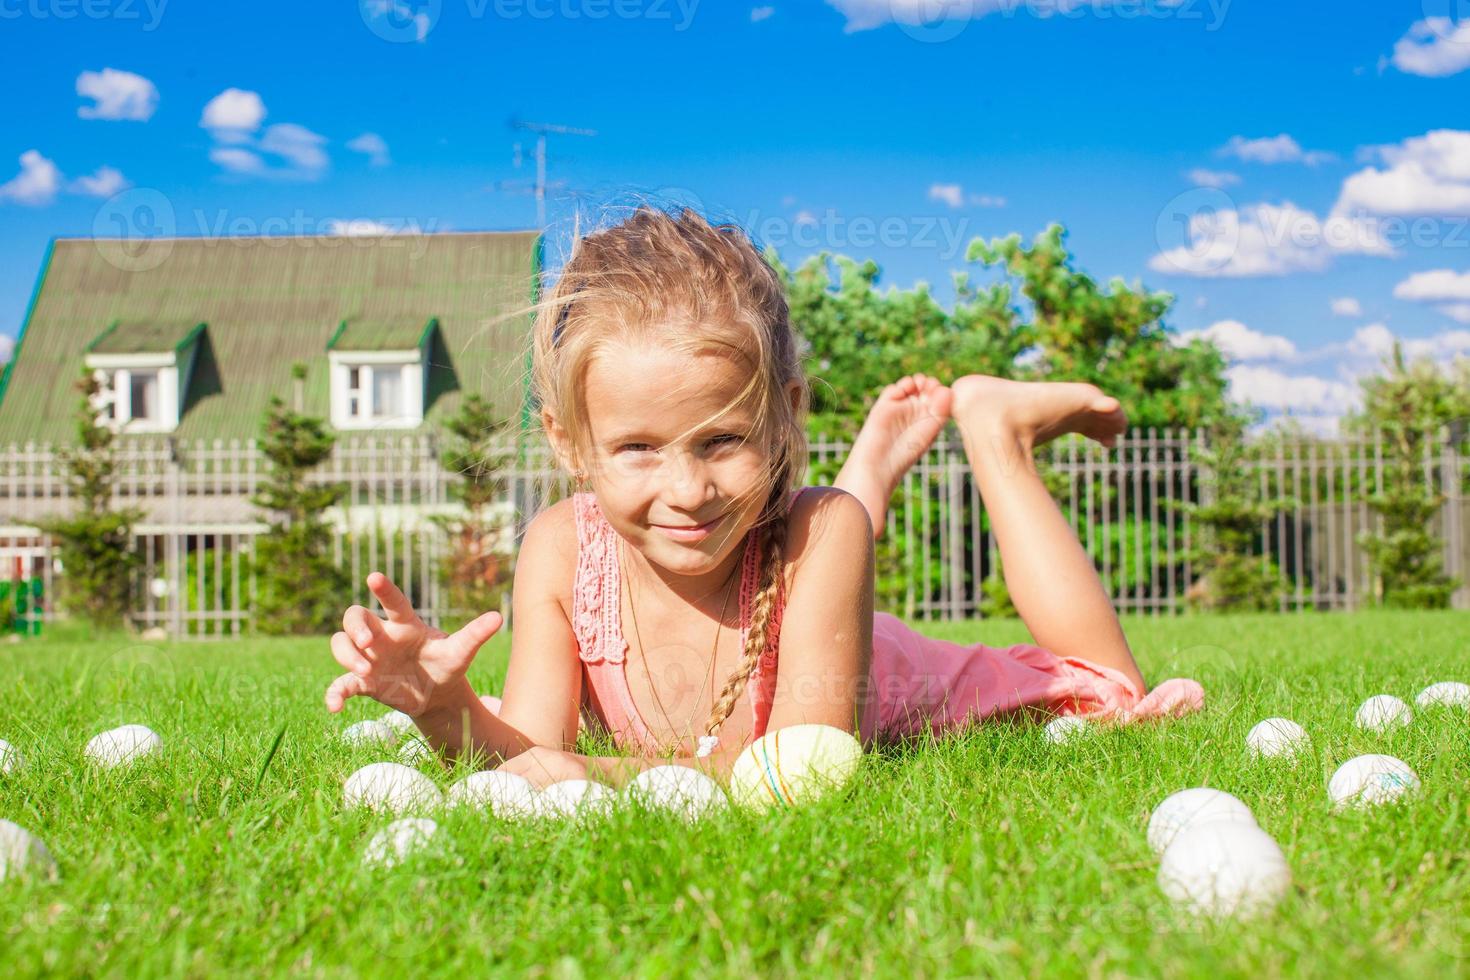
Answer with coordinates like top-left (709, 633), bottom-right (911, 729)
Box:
top-left (785, 379), bottom-right (803, 416)
top-left (541, 409), bottom-right (582, 477)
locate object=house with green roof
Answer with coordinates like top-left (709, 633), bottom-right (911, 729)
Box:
top-left (0, 230), bottom-right (544, 444)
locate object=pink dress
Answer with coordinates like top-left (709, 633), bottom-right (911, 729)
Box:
top-left (571, 489), bottom-right (1203, 753)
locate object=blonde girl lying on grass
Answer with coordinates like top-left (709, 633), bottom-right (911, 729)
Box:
top-left (323, 206), bottom-right (1202, 788)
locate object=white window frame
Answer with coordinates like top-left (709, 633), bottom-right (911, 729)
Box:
top-left (328, 349), bottom-right (424, 430)
top-left (82, 352), bottom-right (180, 434)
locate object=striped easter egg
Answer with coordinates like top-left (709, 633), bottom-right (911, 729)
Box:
top-left (729, 724), bottom-right (862, 811)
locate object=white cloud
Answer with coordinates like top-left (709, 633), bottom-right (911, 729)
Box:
top-left (68, 165), bottom-right (130, 197)
top-left (928, 183), bottom-right (1005, 209)
top-left (751, 5), bottom-right (774, 21)
top-left (200, 90), bottom-right (328, 180)
top-left (1176, 319), bottom-right (1296, 361)
top-left (1225, 365), bottom-right (1358, 415)
top-left (827, 0), bottom-right (1117, 31)
top-left (346, 132), bottom-right (390, 166)
top-left (327, 219), bottom-right (398, 236)
top-left (1393, 268), bottom-right (1470, 302)
top-left (1392, 268), bottom-right (1470, 325)
top-left (794, 209), bottom-right (818, 226)
top-left (76, 68), bottom-right (158, 121)
top-left (1220, 134), bottom-right (1335, 166)
top-left (209, 147), bottom-right (266, 175)
top-left (1439, 303), bottom-right (1470, 324)
top-left (929, 183), bottom-right (963, 208)
top-left (1186, 168), bottom-right (1240, 188)
top-left (0, 150), bottom-right (61, 206)
top-left (1390, 18), bottom-right (1470, 78)
top-left (1149, 201), bottom-right (1392, 278)
top-left (200, 88), bottom-right (266, 134)
top-left (0, 333), bottom-right (12, 364)
top-left (1348, 322), bottom-right (1396, 360)
top-left (1330, 297), bottom-right (1362, 317)
top-left (258, 123), bottom-right (328, 174)
top-left (1334, 129), bottom-right (1470, 217)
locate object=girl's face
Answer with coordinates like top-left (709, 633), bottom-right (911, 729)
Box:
top-left (574, 342), bottom-right (780, 583)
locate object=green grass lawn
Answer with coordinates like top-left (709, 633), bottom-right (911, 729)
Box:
top-left (2, 610), bottom-right (1468, 977)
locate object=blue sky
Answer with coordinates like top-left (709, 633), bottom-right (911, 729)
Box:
top-left (3, 0), bottom-right (1469, 432)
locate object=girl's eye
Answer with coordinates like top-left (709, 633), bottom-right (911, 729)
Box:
top-left (710, 434), bottom-right (744, 448)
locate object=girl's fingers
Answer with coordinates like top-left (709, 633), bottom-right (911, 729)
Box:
top-left (366, 571), bottom-right (419, 625)
top-left (324, 672), bottom-right (371, 713)
top-left (450, 610), bottom-right (503, 658)
top-left (344, 605), bottom-right (383, 650)
top-left (329, 631), bottom-right (371, 675)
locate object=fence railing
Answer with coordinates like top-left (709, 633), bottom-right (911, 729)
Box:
top-left (0, 427), bottom-right (1464, 638)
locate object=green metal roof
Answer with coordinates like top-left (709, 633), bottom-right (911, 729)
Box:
top-left (326, 316), bottom-right (437, 353)
top-left (86, 319), bottom-right (206, 356)
top-left (0, 231), bottom-right (541, 444)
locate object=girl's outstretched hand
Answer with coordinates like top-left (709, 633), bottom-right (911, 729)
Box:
top-left (324, 571), bottom-right (503, 717)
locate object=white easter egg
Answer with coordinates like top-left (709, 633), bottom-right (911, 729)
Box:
top-left (398, 735), bottom-right (437, 766)
top-left (1043, 715), bottom-right (1089, 745)
top-left (84, 724), bottom-right (162, 769)
top-left (1245, 718), bottom-right (1310, 759)
top-left (446, 770), bottom-right (538, 819)
top-left (729, 724), bottom-right (863, 811)
top-left (625, 766), bottom-right (729, 821)
top-left (0, 819), bottom-right (59, 882)
top-left (343, 762), bottom-right (443, 814)
top-left (1415, 681), bottom-right (1470, 710)
top-left (0, 738), bottom-right (21, 775)
top-left (343, 719), bottom-right (398, 747)
top-left (379, 710), bottom-right (416, 735)
top-left (1158, 821), bottom-right (1291, 918)
top-left (1146, 788), bottom-right (1257, 856)
top-left (362, 818), bottom-right (440, 869)
top-left (1354, 694), bottom-right (1412, 733)
top-left (536, 779), bottom-right (616, 819)
top-left (1328, 754), bottom-right (1420, 808)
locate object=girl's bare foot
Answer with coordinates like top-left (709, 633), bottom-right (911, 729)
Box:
top-left (833, 374), bottom-right (954, 537)
top-left (950, 375), bottom-right (1126, 450)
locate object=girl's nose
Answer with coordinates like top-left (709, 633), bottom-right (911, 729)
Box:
top-left (664, 449), bottom-right (713, 506)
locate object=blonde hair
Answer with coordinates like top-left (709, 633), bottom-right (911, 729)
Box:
top-left (526, 205), bottom-right (809, 744)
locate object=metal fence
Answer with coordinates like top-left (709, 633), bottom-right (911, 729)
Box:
top-left (1, 427), bottom-right (1465, 638)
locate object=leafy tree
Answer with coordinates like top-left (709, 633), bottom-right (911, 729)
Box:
top-left (967, 225), bottom-right (1231, 429)
top-left (250, 363), bottom-right (352, 634)
top-left (774, 226), bottom-right (1233, 618)
top-left (774, 250), bottom-right (1025, 443)
top-left (33, 367), bottom-right (146, 633)
top-left (1174, 413), bottom-right (1289, 612)
top-left (427, 394), bottom-right (517, 631)
top-left (1348, 344), bottom-right (1464, 609)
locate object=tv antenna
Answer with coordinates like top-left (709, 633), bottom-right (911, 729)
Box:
top-left (510, 118), bottom-right (597, 227)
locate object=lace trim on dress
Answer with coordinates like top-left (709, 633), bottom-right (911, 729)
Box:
top-left (572, 492), bottom-right (628, 665)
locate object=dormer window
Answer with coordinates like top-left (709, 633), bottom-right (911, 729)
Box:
top-left (327, 317), bottom-right (436, 430)
top-left (83, 320), bottom-right (205, 434)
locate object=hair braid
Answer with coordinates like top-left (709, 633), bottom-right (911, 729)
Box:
top-left (702, 500), bottom-right (790, 743)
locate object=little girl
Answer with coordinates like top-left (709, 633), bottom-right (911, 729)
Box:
top-left (324, 207), bottom-right (1203, 788)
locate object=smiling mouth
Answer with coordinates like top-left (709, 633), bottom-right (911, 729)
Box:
top-left (654, 514), bottom-right (721, 530)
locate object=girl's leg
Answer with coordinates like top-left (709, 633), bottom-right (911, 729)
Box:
top-left (949, 375), bottom-right (1147, 694)
top-left (831, 373), bottom-right (953, 540)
